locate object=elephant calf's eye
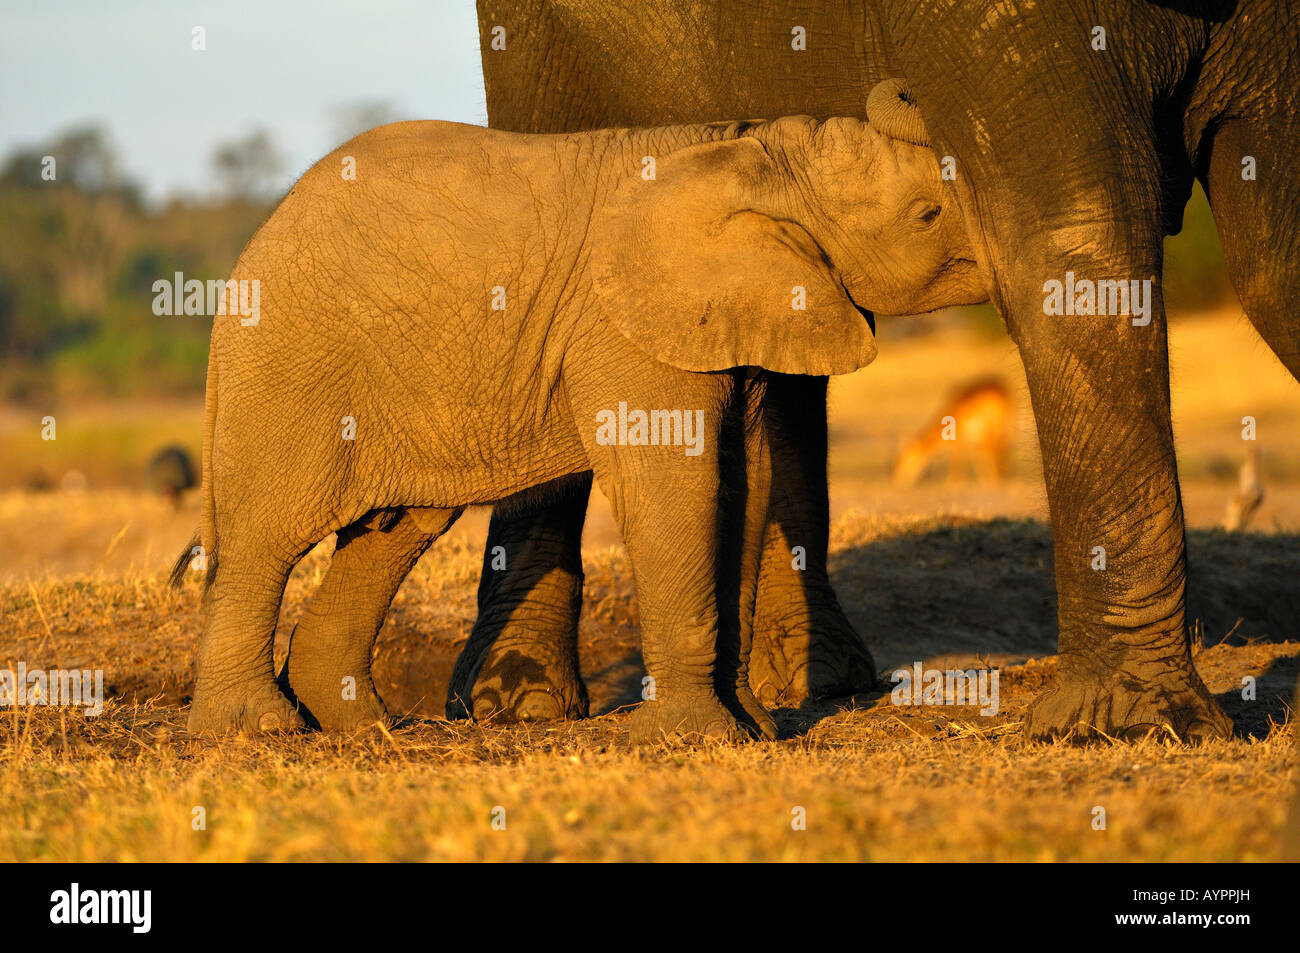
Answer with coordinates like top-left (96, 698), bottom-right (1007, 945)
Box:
top-left (915, 203), bottom-right (941, 227)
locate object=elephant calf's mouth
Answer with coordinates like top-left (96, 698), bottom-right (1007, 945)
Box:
top-left (836, 277), bottom-right (877, 335)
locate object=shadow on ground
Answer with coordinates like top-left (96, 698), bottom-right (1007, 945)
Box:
top-left (378, 517), bottom-right (1299, 735)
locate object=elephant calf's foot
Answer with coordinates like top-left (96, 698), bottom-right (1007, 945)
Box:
top-left (629, 690), bottom-right (743, 745)
top-left (1024, 666), bottom-right (1232, 743)
top-left (447, 629), bottom-right (589, 723)
top-left (750, 603), bottom-right (880, 708)
top-left (278, 669), bottom-right (391, 731)
top-left (187, 683), bottom-right (305, 735)
top-left (724, 684), bottom-right (778, 740)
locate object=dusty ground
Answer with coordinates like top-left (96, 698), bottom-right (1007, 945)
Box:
top-left (1, 309), bottom-right (1297, 861)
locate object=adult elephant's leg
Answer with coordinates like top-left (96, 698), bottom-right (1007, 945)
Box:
top-left (279, 508), bottom-right (457, 730)
top-left (446, 474), bottom-right (591, 722)
top-left (1203, 119), bottom-right (1300, 381)
top-left (888, 1), bottom-right (1232, 741)
top-left (965, 157), bottom-right (1230, 743)
top-left (748, 373), bottom-right (879, 707)
top-left (1010, 271), bottom-right (1228, 740)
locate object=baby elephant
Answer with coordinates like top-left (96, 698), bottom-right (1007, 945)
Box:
top-left (177, 83), bottom-right (983, 740)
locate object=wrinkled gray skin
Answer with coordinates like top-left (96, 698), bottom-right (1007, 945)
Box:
top-left (180, 115), bottom-right (983, 738)
top-left (292, 0), bottom-right (1300, 741)
top-left (448, 0), bottom-right (1300, 738)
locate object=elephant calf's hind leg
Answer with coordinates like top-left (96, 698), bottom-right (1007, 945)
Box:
top-left (188, 532), bottom-right (305, 735)
top-left (279, 508), bottom-right (456, 730)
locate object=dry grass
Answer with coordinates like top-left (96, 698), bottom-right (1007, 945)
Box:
top-left (1, 691), bottom-right (1292, 862)
top-left (1, 508), bottom-right (1296, 862)
top-left (2, 685), bottom-right (1295, 862)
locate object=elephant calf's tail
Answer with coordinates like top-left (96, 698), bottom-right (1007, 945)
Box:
top-left (168, 533), bottom-right (200, 589)
top-left (169, 349), bottom-right (220, 595)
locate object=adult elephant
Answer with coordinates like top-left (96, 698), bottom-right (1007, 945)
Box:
top-left (887, 0), bottom-right (1297, 740)
top-left (284, 0), bottom-right (1298, 739)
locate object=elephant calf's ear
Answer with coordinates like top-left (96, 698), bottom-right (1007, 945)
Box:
top-left (587, 137), bottom-right (877, 376)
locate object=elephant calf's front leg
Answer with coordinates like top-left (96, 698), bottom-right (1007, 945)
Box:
top-left (623, 482), bottom-right (744, 744)
top-left (574, 372), bottom-right (769, 744)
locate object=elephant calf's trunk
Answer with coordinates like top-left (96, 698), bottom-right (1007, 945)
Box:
top-left (866, 79), bottom-right (930, 147)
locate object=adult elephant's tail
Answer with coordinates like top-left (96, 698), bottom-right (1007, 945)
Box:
top-left (169, 354), bottom-right (219, 594)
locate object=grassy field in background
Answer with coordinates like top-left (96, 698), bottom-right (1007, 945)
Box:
top-left (1, 308), bottom-right (1297, 861)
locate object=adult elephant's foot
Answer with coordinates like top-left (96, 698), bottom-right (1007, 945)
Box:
top-left (749, 597), bottom-right (880, 708)
top-left (629, 690), bottom-right (741, 745)
top-left (446, 625), bottom-right (589, 723)
top-left (1024, 661), bottom-right (1232, 742)
top-left (187, 682), bottom-right (305, 735)
top-left (451, 486), bottom-right (592, 723)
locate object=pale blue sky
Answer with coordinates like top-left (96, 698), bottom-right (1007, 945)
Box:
top-left (0, 0), bottom-right (487, 203)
